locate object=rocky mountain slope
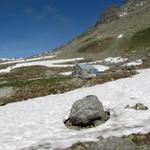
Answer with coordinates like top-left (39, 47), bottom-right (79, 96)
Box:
top-left (49, 0), bottom-right (150, 61)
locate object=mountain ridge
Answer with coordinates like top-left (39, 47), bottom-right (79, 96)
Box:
top-left (39, 0), bottom-right (150, 61)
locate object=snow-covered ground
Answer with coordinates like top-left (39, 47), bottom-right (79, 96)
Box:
top-left (103, 57), bottom-right (128, 64)
top-left (123, 59), bottom-right (143, 67)
top-left (94, 65), bottom-right (109, 72)
top-left (59, 71), bottom-right (72, 76)
top-left (117, 34), bottom-right (124, 39)
top-left (84, 57), bottom-right (127, 65)
top-left (0, 55), bottom-right (56, 65)
top-left (0, 58), bottom-right (16, 62)
top-left (119, 12), bottom-right (127, 17)
top-left (0, 58), bottom-right (84, 73)
top-left (0, 69), bottom-right (150, 150)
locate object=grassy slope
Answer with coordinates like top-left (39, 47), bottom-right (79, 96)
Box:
top-left (55, 2), bottom-right (150, 60)
top-left (0, 65), bottom-right (72, 81)
top-left (129, 27), bottom-right (150, 49)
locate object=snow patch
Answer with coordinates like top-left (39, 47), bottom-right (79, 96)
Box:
top-left (0, 69), bottom-right (150, 150)
top-left (119, 12), bottom-right (127, 17)
top-left (117, 34), bottom-right (124, 39)
top-left (60, 71), bottom-right (72, 76)
top-left (0, 58), bottom-right (84, 74)
top-left (0, 55), bottom-right (56, 65)
top-left (94, 65), bottom-right (109, 72)
top-left (0, 58), bottom-right (15, 62)
top-left (96, 35), bottom-right (103, 39)
top-left (124, 59), bottom-right (143, 67)
top-left (104, 57), bottom-right (128, 64)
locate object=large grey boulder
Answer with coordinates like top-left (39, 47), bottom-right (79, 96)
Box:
top-left (64, 95), bottom-right (110, 128)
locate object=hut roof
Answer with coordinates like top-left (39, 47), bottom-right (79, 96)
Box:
top-left (76, 64), bottom-right (97, 71)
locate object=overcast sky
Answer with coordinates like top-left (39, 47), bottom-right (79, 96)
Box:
top-left (0, 0), bottom-right (123, 58)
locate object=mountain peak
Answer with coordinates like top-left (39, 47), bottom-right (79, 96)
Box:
top-left (96, 5), bottom-right (121, 25)
top-left (96, 0), bottom-right (149, 25)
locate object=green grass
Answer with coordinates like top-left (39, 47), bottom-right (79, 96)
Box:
top-left (129, 27), bottom-right (150, 49)
top-left (78, 37), bottom-right (114, 53)
top-left (0, 76), bottom-right (71, 88)
top-left (83, 37), bottom-right (94, 43)
top-left (0, 63), bottom-right (15, 69)
top-left (0, 76), bottom-right (72, 105)
top-left (120, 27), bottom-right (150, 53)
top-left (0, 65), bottom-right (72, 81)
top-left (0, 66), bottom-right (49, 81)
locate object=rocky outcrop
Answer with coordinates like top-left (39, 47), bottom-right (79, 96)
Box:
top-left (68, 78), bottom-right (84, 87)
top-left (96, 0), bottom-right (149, 25)
top-left (65, 136), bottom-right (137, 150)
top-left (96, 5), bottom-right (121, 25)
top-left (0, 86), bottom-right (15, 106)
top-left (64, 95), bottom-right (110, 129)
top-left (123, 0), bottom-right (148, 12)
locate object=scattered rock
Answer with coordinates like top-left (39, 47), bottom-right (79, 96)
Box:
top-left (21, 142), bottom-right (51, 150)
top-left (69, 78), bottom-right (84, 87)
top-left (0, 86), bottom-right (15, 106)
top-left (96, 5), bottom-right (121, 25)
top-left (125, 103), bottom-right (148, 110)
top-left (128, 133), bottom-right (150, 145)
top-left (64, 95), bottom-right (110, 129)
top-left (65, 136), bottom-right (137, 150)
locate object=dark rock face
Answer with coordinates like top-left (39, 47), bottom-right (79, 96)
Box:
top-left (96, 5), bottom-right (121, 25)
top-left (64, 95), bottom-right (110, 129)
top-left (66, 136), bottom-right (137, 150)
top-left (96, 0), bottom-right (149, 26)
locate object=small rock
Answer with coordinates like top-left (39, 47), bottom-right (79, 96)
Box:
top-left (69, 78), bottom-right (84, 87)
top-left (125, 103), bottom-right (148, 110)
top-left (135, 103), bottom-right (148, 110)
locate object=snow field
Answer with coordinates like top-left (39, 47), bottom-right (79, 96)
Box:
top-left (0, 69), bottom-right (149, 150)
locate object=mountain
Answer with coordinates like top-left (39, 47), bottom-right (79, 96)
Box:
top-left (46, 0), bottom-right (150, 61)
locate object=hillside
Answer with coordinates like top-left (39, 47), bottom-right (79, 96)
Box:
top-left (51, 0), bottom-right (150, 61)
top-left (0, 1), bottom-right (150, 150)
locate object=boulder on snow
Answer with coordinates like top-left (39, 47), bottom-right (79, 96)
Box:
top-left (64, 95), bottom-right (110, 129)
top-left (125, 103), bottom-right (148, 110)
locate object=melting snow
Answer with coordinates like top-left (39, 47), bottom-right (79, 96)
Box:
top-left (94, 65), bottom-right (109, 72)
top-left (124, 59), bottom-right (143, 67)
top-left (117, 34), bottom-right (124, 39)
top-left (0, 69), bottom-right (150, 150)
top-left (59, 72), bottom-right (72, 76)
top-left (0, 55), bottom-right (56, 65)
top-left (104, 57), bottom-right (128, 64)
top-left (119, 12), bottom-right (127, 17)
top-left (0, 58), bottom-right (84, 74)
